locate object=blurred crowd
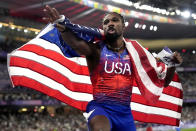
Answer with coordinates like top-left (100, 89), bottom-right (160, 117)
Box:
top-left (0, 87), bottom-right (52, 101)
top-left (180, 50), bottom-right (196, 67)
top-left (181, 105), bottom-right (196, 124)
top-left (0, 109), bottom-right (87, 131)
top-left (179, 72), bottom-right (196, 100)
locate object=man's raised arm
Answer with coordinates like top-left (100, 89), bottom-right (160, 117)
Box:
top-left (164, 52), bottom-right (183, 87)
top-left (43, 5), bottom-right (93, 56)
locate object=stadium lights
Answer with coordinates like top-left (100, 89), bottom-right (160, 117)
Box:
top-left (133, 3), bottom-right (140, 9)
top-left (142, 24), bottom-right (146, 30)
top-left (41, 106), bottom-right (45, 110)
top-left (139, 5), bottom-right (153, 11)
top-left (111, 0), bottom-right (196, 20)
top-left (107, 5), bottom-right (114, 12)
top-left (161, 9), bottom-right (167, 15)
top-left (125, 21), bottom-right (129, 27)
top-left (11, 26), bottom-right (15, 30)
top-left (166, 12), bottom-right (170, 16)
top-left (150, 25), bottom-right (153, 30)
top-left (155, 8), bottom-right (162, 14)
top-left (181, 10), bottom-right (191, 18)
top-left (176, 10), bottom-right (181, 15)
top-left (191, 13), bottom-right (196, 19)
top-left (24, 29), bottom-right (28, 33)
top-left (153, 26), bottom-right (157, 31)
top-left (170, 12), bottom-right (176, 16)
top-left (111, 0), bottom-right (133, 6)
top-left (0, 21), bottom-right (40, 35)
top-left (134, 23), bottom-right (149, 30)
top-left (134, 23), bottom-right (139, 28)
top-left (21, 108), bottom-right (27, 112)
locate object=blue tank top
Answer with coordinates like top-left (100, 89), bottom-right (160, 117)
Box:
top-left (90, 44), bottom-right (133, 106)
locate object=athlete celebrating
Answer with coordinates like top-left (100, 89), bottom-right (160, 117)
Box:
top-left (43, 5), bottom-right (183, 131)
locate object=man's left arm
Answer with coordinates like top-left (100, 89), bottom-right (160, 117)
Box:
top-left (164, 52), bottom-right (183, 87)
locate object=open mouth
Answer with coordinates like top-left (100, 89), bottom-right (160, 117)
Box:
top-left (107, 28), bottom-right (116, 33)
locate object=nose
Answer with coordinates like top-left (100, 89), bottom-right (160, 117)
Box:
top-left (107, 21), bottom-right (115, 29)
top-left (108, 20), bottom-right (114, 26)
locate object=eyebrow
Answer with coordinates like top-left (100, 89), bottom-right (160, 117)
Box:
top-left (103, 16), bottom-right (120, 23)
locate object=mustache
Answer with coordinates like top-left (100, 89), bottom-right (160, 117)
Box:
top-left (107, 26), bottom-right (116, 32)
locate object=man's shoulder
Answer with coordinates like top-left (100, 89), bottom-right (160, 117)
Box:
top-left (89, 40), bottom-right (105, 49)
top-left (124, 39), bottom-right (138, 44)
top-left (124, 39), bottom-right (141, 47)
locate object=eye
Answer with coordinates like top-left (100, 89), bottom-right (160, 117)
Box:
top-left (112, 18), bottom-right (119, 22)
top-left (103, 19), bottom-right (109, 25)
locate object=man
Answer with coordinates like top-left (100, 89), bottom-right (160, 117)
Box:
top-left (43, 5), bottom-right (183, 131)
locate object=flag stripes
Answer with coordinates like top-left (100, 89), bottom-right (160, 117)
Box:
top-left (27, 38), bottom-right (87, 66)
top-left (10, 50), bottom-right (90, 83)
top-left (11, 76), bottom-right (90, 111)
top-left (132, 89), bottom-right (182, 108)
top-left (131, 102), bottom-right (181, 119)
top-left (131, 111), bottom-right (180, 126)
top-left (126, 40), bottom-right (182, 126)
top-left (126, 41), bottom-right (163, 103)
top-left (131, 40), bottom-right (165, 87)
top-left (8, 37), bottom-right (94, 111)
top-left (10, 57), bottom-right (92, 93)
top-left (10, 67), bottom-right (93, 101)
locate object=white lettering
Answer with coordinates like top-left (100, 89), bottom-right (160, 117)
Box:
top-left (123, 63), bottom-right (131, 75)
top-left (114, 62), bottom-right (123, 74)
top-left (104, 61), bottom-right (114, 73)
top-left (104, 61), bottom-right (131, 75)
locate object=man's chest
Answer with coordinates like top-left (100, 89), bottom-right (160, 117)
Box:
top-left (98, 47), bottom-right (132, 75)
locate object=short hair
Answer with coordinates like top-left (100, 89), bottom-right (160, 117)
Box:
top-left (103, 12), bottom-right (125, 24)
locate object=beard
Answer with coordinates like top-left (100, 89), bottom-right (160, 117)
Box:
top-left (105, 31), bottom-right (121, 42)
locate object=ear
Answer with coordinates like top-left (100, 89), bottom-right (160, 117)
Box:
top-left (122, 23), bottom-right (125, 31)
top-left (123, 23), bottom-right (125, 28)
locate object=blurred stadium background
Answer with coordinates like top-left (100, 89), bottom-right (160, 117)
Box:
top-left (0, 0), bottom-right (196, 131)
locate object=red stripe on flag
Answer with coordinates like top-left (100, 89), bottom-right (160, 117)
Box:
top-left (10, 56), bottom-right (93, 94)
top-left (11, 76), bottom-right (88, 111)
top-left (157, 61), bottom-right (166, 74)
top-left (19, 44), bottom-right (90, 76)
top-left (173, 73), bottom-right (180, 82)
top-left (162, 86), bottom-right (183, 98)
top-left (129, 53), bottom-right (160, 104)
top-left (132, 111), bottom-right (180, 126)
top-left (131, 40), bottom-right (164, 87)
top-left (131, 94), bottom-right (182, 112)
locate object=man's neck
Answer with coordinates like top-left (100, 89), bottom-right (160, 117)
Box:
top-left (106, 36), bottom-right (125, 53)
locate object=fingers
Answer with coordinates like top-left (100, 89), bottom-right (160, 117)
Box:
top-left (43, 5), bottom-right (60, 23)
top-left (42, 17), bottom-right (50, 22)
top-left (173, 51), bottom-right (183, 64)
top-left (53, 8), bottom-right (60, 18)
top-left (55, 23), bottom-right (66, 32)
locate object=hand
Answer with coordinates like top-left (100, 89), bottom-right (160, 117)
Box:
top-left (43, 5), bottom-right (60, 23)
top-left (43, 5), bottom-right (66, 32)
top-left (172, 52), bottom-right (183, 65)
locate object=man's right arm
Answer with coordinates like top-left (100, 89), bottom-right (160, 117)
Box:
top-left (56, 23), bottom-right (93, 56)
top-left (43, 5), bottom-right (93, 56)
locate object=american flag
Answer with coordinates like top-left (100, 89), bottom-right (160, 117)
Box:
top-left (7, 24), bottom-right (182, 126)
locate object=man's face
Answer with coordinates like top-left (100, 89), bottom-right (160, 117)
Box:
top-left (102, 13), bottom-right (125, 40)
